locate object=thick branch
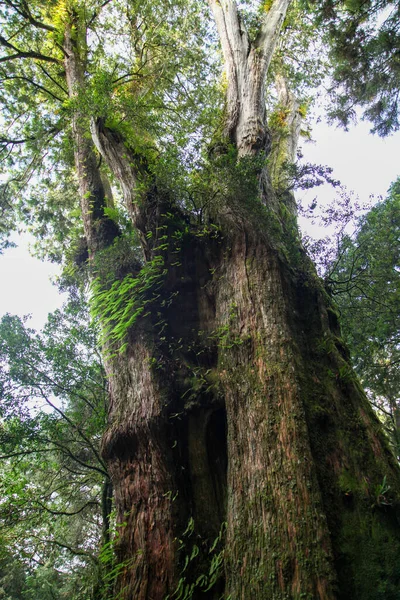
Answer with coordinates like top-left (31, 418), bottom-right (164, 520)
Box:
top-left (37, 386), bottom-right (107, 473)
top-left (4, 0), bottom-right (57, 32)
top-left (255, 0), bottom-right (292, 69)
top-left (38, 64), bottom-right (68, 94)
top-left (33, 536), bottom-right (99, 563)
top-left (40, 436), bottom-right (109, 478)
top-left (0, 35), bottom-right (60, 64)
top-left (208, 0), bottom-right (292, 155)
top-left (88, 0), bottom-right (114, 27)
top-left (207, 0), bottom-right (249, 136)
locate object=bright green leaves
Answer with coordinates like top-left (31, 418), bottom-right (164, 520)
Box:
top-left (91, 255), bottom-right (165, 352)
top-left (0, 0), bottom-right (69, 250)
top-left (90, 224), bottom-right (170, 352)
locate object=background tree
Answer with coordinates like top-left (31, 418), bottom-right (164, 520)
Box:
top-left (0, 297), bottom-right (111, 599)
top-left (313, 0), bottom-right (400, 135)
top-left (324, 179), bottom-right (400, 457)
top-left (1, 1), bottom-right (400, 599)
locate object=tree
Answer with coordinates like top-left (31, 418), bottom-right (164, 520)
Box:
top-left (313, 0), bottom-right (400, 135)
top-left (326, 179), bottom-right (400, 458)
top-left (1, 1), bottom-right (400, 599)
top-left (0, 299), bottom-right (111, 598)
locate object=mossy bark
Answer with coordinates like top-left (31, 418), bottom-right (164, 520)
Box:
top-left (97, 169), bottom-right (400, 598)
top-left (64, 10), bottom-right (400, 598)
top-left (210, 209), bottom-right (400, 599)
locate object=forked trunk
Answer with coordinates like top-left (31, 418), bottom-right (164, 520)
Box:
top-left (63, 5), bottom-right (400, 599)
top-left (207, 0), bottom-right (291, 156)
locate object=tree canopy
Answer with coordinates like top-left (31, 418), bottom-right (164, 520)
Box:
top-left (313, 0), bottom-right (400, 135)
top-left (0, 297), bottom-right (111, 599)
top-left (0, 0), bottom-right (398, 260)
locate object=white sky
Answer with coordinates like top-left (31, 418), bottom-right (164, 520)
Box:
top-left (0, 119), bottom-right (399, 330)
top-left (0, 236), bottom-right (66, 330)
top-left (300, 120), bottom-right (400, 200)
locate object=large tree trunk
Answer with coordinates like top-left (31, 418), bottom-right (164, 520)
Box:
top-left (90, 119), bottom-right (400, 599)
top-left (212, 211), bottom-right (400, 599)
top-left (64, 4), bottom-right (400, 600)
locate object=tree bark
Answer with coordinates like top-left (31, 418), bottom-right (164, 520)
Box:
top-left (210, 208), bottom-right (400, 599)
top-left (63, 4), bottom-right (400, 599)
top-left (90, 118), bottom-right (400, 598)
top-left (63, 21), bottom-right (185, 599)
top-left (207, 0), bottom-right (291, 156)
top-left (269, 74), bottom-right (303, 192)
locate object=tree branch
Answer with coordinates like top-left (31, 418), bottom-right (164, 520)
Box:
top-left (255, 0), bottom-right (292, 68)
top-left (0, 75), bottom-right (64, 102)
top-left (39, 436), bottom-right (109, 479)
top-left (4, 0), bottom-right (57, 32)
top-left (35, 498), bottom-right (100, 517)
top-left (38, 64), bottom-right (68, 94)
top-left (0, 35), bottom-right (61, 64)
top-left (88, 0), bottom-right (114, 28)
top-left (32, 535), bottom-right (99, 563)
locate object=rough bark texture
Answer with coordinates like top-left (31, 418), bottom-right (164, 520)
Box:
top-left (63, 5), bottom-right (400, 600)
top-left (207, 0), bottom-right (291, 156)
top-left (96, 172), bottom-right (400, 599)
top-left (211, 210), bottom-right (400, 599)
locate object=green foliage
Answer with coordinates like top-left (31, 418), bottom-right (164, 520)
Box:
top-left (312, 0), bottom-right (400, 134)
top-left (90, 226), bottom-right (170, 351)
top-left (91, 255), bottom-right (164, 351)
top-left (326, 179), bottom-right (400, 455)
top-left (0, 296), bottom-right (109, 599)
top-left (0, 0), bottom-right (221, 257)
top-left (165, 520), bottom-right (226, 600)
top-left (1, 2), bottom-right (400, 595)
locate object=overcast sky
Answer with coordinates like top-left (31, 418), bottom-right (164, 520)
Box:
top-left (1, 119), bottom-right (399, 330)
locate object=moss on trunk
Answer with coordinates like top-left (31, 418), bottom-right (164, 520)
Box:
top-left (99, 188), bottom-right (400, 598)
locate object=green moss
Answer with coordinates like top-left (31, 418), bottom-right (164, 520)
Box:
top-left (338, 470), bottom-right (359, 495)
top-left (337, 507), bottom-right (400, 599)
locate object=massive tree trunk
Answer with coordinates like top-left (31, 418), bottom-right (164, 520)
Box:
top-left (64, 3), bottom-right (400, 599)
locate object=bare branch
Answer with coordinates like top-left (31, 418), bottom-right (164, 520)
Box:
top-left (4, 0), bottom-right (57, 32)
top-left (35, 498), bottom-right (100, 517)
top-left (88, 0), bottom-right (114, 28)
top-left (1, 74), bottom-right (64, 102)
top-left (35, 537), bottom-right (99, 562)
top-left (38, 64), bottom-right (68, 94)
